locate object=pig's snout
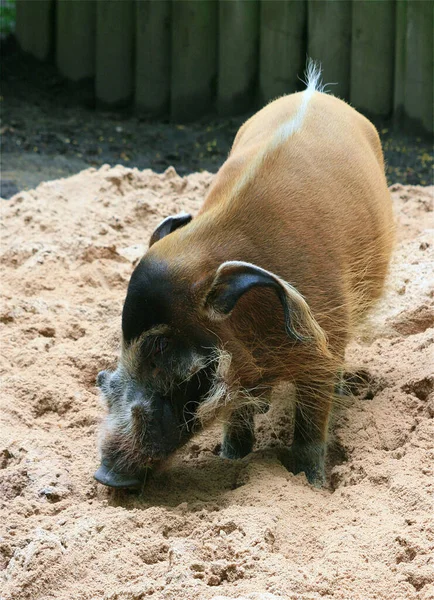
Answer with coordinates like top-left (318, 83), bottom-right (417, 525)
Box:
top-left (94, 459), bottom-right (148, 490)
top-left (94, 358), bottom-right (214, 490)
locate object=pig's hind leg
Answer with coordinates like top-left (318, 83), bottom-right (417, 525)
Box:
top-left (292, 380), bottom-right (335, 487)
top-left (221, 405), bottom-right (255, 459)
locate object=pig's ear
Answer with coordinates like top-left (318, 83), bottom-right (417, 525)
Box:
top-left (149, 212), bottom-right (192, 247)
top-left (204, 261), bottom-right (328, 350)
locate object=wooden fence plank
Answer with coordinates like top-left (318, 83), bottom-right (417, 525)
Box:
top-left (56, 0), bottom-right (96, 81)
top-left (14, 0), bottom-right (433, 132)
top-left (218, 0), bottom-right (260, 116)
top-left (171, 0), bottom-right (218, 122)
top-left (259, 0), bottom-right (307, 103)
top-left (393, 0), bottom-right (407, 121)
top-left (96, 0), bottom-right (134, 107)
top-left (351, 0), bottom-right (395, 116)
top-left (15, 0), bottom-right (54, 61)
top-left (404, 0), bottom-right (433, 133)
top-left (308, 0), bottom-right (351, 99)
top-left (136, 0), bottom-right (171, 116)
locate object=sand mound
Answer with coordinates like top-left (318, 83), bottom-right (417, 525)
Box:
top-left (0, 166), bottom-right (433, 600)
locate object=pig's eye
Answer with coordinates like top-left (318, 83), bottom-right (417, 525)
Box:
top-left (153, 336), bottom-right (169, 355)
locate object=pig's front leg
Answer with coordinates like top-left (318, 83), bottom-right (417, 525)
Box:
top-left (221, 405), bottom-right (255, 459)
top-left (292, 380), bottom-right (334, 487)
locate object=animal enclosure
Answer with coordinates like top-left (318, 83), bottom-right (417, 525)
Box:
top-left (14, 0), bottom-right (433, 132)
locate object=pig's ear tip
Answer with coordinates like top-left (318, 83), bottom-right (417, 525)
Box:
top-left (93, 464), bottom-right (145, 490)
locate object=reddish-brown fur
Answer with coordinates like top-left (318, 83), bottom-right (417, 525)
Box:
top-left (149, 91), bottom-right (394, 397)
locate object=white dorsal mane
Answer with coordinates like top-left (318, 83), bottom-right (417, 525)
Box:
top-left (230, 60), bottom-right (324, 200)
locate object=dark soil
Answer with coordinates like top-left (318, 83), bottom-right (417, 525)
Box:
top-left (1, 37), bottom-right (433, 198)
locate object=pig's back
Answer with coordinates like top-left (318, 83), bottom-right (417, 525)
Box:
top-left (201, 90), bottom-right (394, 323)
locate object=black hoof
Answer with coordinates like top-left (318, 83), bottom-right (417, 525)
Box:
top-left (292, 442), bottom-right (326, 488)
top-left (220, 437), bottom-right (253, 460)
top-left (293, 462), bottom-right (325, 488)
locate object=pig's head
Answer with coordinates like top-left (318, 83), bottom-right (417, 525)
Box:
top-left (95, 213), bottom-right (329, 489)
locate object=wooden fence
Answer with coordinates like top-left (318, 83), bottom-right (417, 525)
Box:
top-left (14, 0), bottom-right (433, 133)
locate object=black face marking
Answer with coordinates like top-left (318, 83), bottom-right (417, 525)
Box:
top-left (122, 257), bottom-right (174, 344)
top-left (96, 255), bottom-right (223, 484)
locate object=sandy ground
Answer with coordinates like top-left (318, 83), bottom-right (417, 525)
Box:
top-left (0, 166), bottom-right (433, 600)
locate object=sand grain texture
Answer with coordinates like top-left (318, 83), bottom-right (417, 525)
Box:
top-left (0, 167), bottom-right (433, 600)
